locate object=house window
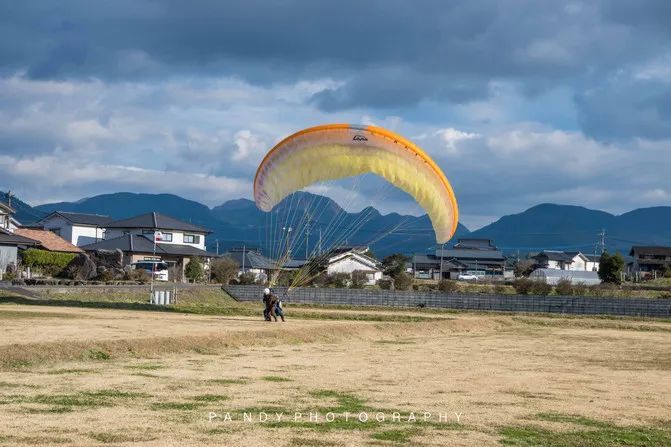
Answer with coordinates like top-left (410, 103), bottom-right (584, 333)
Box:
top-left (49, 228), bottom-right (61, 236)
top-left (161, 232), bottom-right (173, 242)
top-left (184, 234), bottom-right (200, 244)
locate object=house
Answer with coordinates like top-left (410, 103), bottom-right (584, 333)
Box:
top-left (325, 249), bottom-right (382, 285)
top-left (104, 212), bottom-right (209, 251)
top-left (0, 201), bottom-right (21, 232)
top-left (412, 238), bottom-right (507, 279)
top-left (532, 250), bottom-right (575, 270)
top-left (0, 228), bottom-right (38, 279)
top-left (629, 246), bottom-right (671, 277)
top-left (82, 234), bottom-right (218, 282)
top-left (13, 228), bottom-right (83, 253)
top-left (38, 211), bottom-right (112, 246)
top-left (223, 247), bottom-right (277, 281)
top-left (81, 212), bottom-right (216, 281)
top-left (583, 254), bottom-right (601, 272)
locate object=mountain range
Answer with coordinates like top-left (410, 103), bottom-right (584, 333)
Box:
top-left (3, 191), bottom-right (669, 258)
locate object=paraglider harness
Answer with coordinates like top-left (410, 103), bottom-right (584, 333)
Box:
top-left (263, 289), bottom-right (288, 321)
top-left (263, 289), bottom-right (287, 321)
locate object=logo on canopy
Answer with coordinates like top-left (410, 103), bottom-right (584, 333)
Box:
top-left (353, 135), bottom-right (368, 141)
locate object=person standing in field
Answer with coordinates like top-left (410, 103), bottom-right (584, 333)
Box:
top-left (262, 288), bottom-right (273, 321)
top-left (274, 295), bottom-right (286, 322)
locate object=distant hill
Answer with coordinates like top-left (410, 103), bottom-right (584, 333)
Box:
top-left (9, 190), bottom-right (670, 258)
top-left (0, 191), bottom-right (47, 223)
top-left (30, 191), bottom-right (469, 257)
top-left (471, 203), bottom-right (671, 254)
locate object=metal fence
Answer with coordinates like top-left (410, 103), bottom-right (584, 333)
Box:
top-left (224, 285), bottom-right (671, 318)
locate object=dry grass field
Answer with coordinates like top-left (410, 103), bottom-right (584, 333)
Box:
top-left (0, 288), bottom-right (670, 446)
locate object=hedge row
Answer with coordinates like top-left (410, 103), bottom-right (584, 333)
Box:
top-left (21, 249), bottom-right (77, 269)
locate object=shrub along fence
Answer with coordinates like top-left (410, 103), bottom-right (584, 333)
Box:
top-left (224, 285), bottom-right (671, 318)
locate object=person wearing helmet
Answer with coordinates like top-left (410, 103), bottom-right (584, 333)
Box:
top-left (262, 288), bottom-right (272, 321)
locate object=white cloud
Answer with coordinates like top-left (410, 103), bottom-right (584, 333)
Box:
top-left (435, 128), bottom-right (481, 154)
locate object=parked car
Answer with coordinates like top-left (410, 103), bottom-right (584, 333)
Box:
top-left (457, 273), bottom-right (479, 281)
top-left (132, 261), bottom-right (169, 281)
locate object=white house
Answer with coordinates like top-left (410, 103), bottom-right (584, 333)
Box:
top-left (326, 250), bottom-right (382, 285)
top-left (0, 202), bottom-right (21, 233)
top-left (39, 212), bottom-right (111, 246)
top-left (103, 212), bottom-right (209, 251)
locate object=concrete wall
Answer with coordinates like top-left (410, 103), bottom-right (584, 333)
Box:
top-left (224, 285), bottom-right (671, 318)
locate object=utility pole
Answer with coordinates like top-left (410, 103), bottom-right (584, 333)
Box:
top-left (282, 226), bottom-right (293, 260)
top-left (439, 243), bottom-right (445, 280)
top-left (241, 244), bottom-right (245, 273)
top-left (597, 229), bottom-right (606, 254)
top-left (304, 211), bottom-right (312, 260)
top-left (6, 190), bottom-right (12, 208)
top-left (215, 239), bottom-right (219, 256)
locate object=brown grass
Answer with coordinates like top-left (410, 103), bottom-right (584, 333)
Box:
top-left (0, 300), bottom-right (669, 446)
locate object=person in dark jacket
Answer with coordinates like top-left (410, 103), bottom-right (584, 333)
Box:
top-left (262, 288), bottom-right (272, 321)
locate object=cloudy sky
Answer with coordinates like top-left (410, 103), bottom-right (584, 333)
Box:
top-left (1, 1), bottom-right (670, 229)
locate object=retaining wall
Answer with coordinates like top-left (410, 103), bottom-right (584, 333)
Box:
top-left (224, 285), bottom-right (671, 318)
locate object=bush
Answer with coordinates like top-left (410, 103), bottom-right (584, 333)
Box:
top-left (21, 248), bottom-right (77, 277)
top-left (598, 251), bottom-right (624, 284)
top-left (238, 271), bottom-right (257, 285)
top-left (572, 281), bottom-right (587, 296)
top-left (512, 278), bottom-right (534, 294)
top-left (377, 279), bottom-right (393, 290)
top-left (438, 279), bottom-right (459, 293)
top-left (493, 284), bottom-right (507, 295)
top-left (555, 278), bottom-right (574, 296)
top-left (350, 270), bottom-right (368, 289)
top-left (531, 281), bottom-right (553, 296)
top-left (328, 273), bottom-right (350, 288)
top-left (393, 272), bottom-right (413, 291)
top-left (663, 266), bottom-right (671, 278)
top-left (210, 257), bottom-right (239, 284)
top-left (185, 257), bottom-right (205, 282)
top-left (130, 269), bottom-right (150, 284)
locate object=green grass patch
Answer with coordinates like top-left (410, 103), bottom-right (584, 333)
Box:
top-left (288, 437), bottom-right (341, 447)
top-left (150, 401), bottom-right (206, 411)
top-left (83, 349), bottom-right (110, 360)
top-left (88, 431), bottom-right (157, 443)
top-left (125, 363), bottom-right (165, 370)
top-left (535, 412), bottom-right (611, 428)
top-left (193, 394), bottom-right (229, 402)
top-left (44, 368), bottom-right (96, 375)
top-left (262, 375), bottom-right (291, 382)
top-left (309, 390), bottom-right (371, 413)
top-left (208, 378), bottom-right (248, 385)
top-left (500, 425), bottom-right (671, 447)
top-left (501, 413), bottom-right (671, 446)
top-left (374, 339), bottom-right (417, 345)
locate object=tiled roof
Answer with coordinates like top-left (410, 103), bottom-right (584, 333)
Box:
top-left (105, 212), bottom-right (210, 233)
top-left (82, 234), bottom-right (217, 257)
top-left (13, 228), bottom-right (83, 253)
top-left (0, 228), bottom-right (39, 246)
top-left (533, 250), bottom-right (575, 262)
top-left (42, 211), bottom-right (112, 226)
top-left (629, 246), bottom-right (671, 256)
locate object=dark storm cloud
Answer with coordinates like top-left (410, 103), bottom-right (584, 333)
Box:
top-left (2, 0), bottom-right (669, 116)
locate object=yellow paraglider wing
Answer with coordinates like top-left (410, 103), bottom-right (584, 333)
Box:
top-left (254, 124), bottom-right (459, 243)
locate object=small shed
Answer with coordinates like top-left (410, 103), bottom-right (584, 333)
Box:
top-left (529, 268), bottom-right (601, 285)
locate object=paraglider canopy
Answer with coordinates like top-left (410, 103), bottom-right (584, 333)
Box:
top-left (254, 124), bottom-right (459, 243)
